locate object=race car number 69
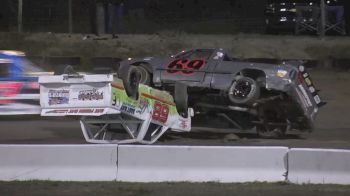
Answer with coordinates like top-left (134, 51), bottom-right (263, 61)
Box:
top-left (167, 59), bottom-right (205, 74)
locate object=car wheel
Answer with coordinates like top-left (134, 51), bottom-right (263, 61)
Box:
top-left (121, 66), bottom-right (141, 99)
top-left (228, 76), bottom-right (260, 105)
top-left (174, 83), bottom-right (188, 118)
top-left (54, 65), bottom-right (75, 75)
top-left (135, 65), bottom-right (151, 86)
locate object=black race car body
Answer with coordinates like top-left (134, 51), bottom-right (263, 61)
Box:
top-left (118, 48), bottom-right (323, 137)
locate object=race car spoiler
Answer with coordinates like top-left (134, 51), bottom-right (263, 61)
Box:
top-left (39, 74), bottom-right (121, 116)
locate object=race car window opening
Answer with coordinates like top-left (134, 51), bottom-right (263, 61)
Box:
top-left (0, 63), bottom-right (10, 77)
top-left (175, 49), bottom-right (214, 60)
top-left (223, 54), bottom-right (232, 61)
top-left (175, 51), bottom-right (192, 59)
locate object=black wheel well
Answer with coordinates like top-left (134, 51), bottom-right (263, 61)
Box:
top-left (240, 69), bottom-right (266, 80)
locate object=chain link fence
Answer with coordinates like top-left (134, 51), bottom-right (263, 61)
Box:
top-left (0, 0), bottom-right (267, 34)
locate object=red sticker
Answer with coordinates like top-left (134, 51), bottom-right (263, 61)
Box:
top-left (152, 102), bottom-right (169, 123)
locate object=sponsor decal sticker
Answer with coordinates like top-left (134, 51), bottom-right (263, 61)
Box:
top-left (304, 78), bottom-right (312, 86)
top-left (179, 119), bottom-right (188, 129)
top-left (298, 84), bottom-right (312, 107)
top-left (45, 108), bottom-right (105, 114)
top-left (309, 86), bottom-right (315, 93)
top-left (152, 101), bottom-right (169, 123)
top-left (136, 98), bottom-right (149, 114)
top-left (48, 89), bottom-right (69, 105)
top-left (120, 104), bottom-right (136, 115)
top-left (78, 88), bottom-right (104, 101)
top-left (314, 95), bottom-right (321, 104)
top-left (277, 69), bottom-right (288, 78)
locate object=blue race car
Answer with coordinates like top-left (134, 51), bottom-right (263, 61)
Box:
top-left (0, 51), bottom-right (44, 113)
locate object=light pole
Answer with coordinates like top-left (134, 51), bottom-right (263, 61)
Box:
top-left (18, 0), bottom-right (23, 33)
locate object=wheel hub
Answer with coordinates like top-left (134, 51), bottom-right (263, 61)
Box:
top-left (233, 81), bottom-right (252, 99)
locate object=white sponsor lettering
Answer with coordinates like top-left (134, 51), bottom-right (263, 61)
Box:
top-left (309, 86), bottom-right (315, 93)
top-left (298, 85), bottom-right (312, 107)
top-left (314, 95), bottom-right (321, 104)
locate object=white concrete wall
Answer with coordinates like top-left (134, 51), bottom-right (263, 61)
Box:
top-left (0, 145), bottom-right (118, 181)
top-left (117, 145), bottom-right (288, 182)
top-left (288, 148), bottom-right (350, 185)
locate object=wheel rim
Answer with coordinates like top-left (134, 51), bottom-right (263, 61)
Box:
top-left (233, 80), bottom-right (252, 99)
top-left (136, 66), bottom-right (148, 84)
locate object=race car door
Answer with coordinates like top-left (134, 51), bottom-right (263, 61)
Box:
top-left (160, 49), bottom-right (215, 83)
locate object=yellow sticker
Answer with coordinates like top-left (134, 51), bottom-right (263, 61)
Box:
top-left (305, 78), bottom-right (312, 86)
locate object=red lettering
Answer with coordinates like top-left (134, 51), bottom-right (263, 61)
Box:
top-left (167, 59), bottom-right (205, 75)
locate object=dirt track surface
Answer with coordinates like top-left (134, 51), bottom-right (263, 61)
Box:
top-left (1, 69), bottom-right (350, 149)
top-left (1, 181), bottom-right (350, 196)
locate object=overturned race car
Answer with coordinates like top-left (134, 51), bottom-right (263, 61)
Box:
top-left (39, 73), bottom-right (192, 144)
top-left (118, 48), bottom-right (325, 138)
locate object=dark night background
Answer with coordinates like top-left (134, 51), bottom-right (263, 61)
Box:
top-left (0, 0), bottom-right (282, 34)
top-left (1, 0), bottom-right (350, 34)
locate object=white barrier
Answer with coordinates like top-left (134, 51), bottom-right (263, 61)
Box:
top-left (0, 145), bottom-right (118, 181)
top-left (288, 148), bottom-right (350, 184)
top-left (117, 145), bottom-right (288, 182)
top-left (2, 145), bottom-right (350, 184)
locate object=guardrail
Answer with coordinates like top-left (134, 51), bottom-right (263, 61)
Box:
top-left (117, 145), bottom-right (288, 182)
top-left (288, 148), bottom-right (350, 185)
top-left (0, 145), bottom-right (118, 181)
top-left (1, 145), bottom-right (349, 184)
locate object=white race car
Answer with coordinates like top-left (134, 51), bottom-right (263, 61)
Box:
top-left (39, 73), bottom-right (192, 144)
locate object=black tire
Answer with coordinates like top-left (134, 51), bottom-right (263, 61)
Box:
top-left (174, 83), bottom-right (188, 118)
top-left (120, 66), bottom-right (141, 100)
top-left (228, 76), bottom-right (260, 105)
top-left (54, 65), bottom-right (75, 75)
top-left (135, 65), bottom-right (151, 86)
top-left (63, 65), bottom-right (77, 74)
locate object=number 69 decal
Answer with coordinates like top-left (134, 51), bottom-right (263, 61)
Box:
top-left (152, 102), bottom-right (169, 123)
top-left (167, 59), bottom-right (205, 74)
